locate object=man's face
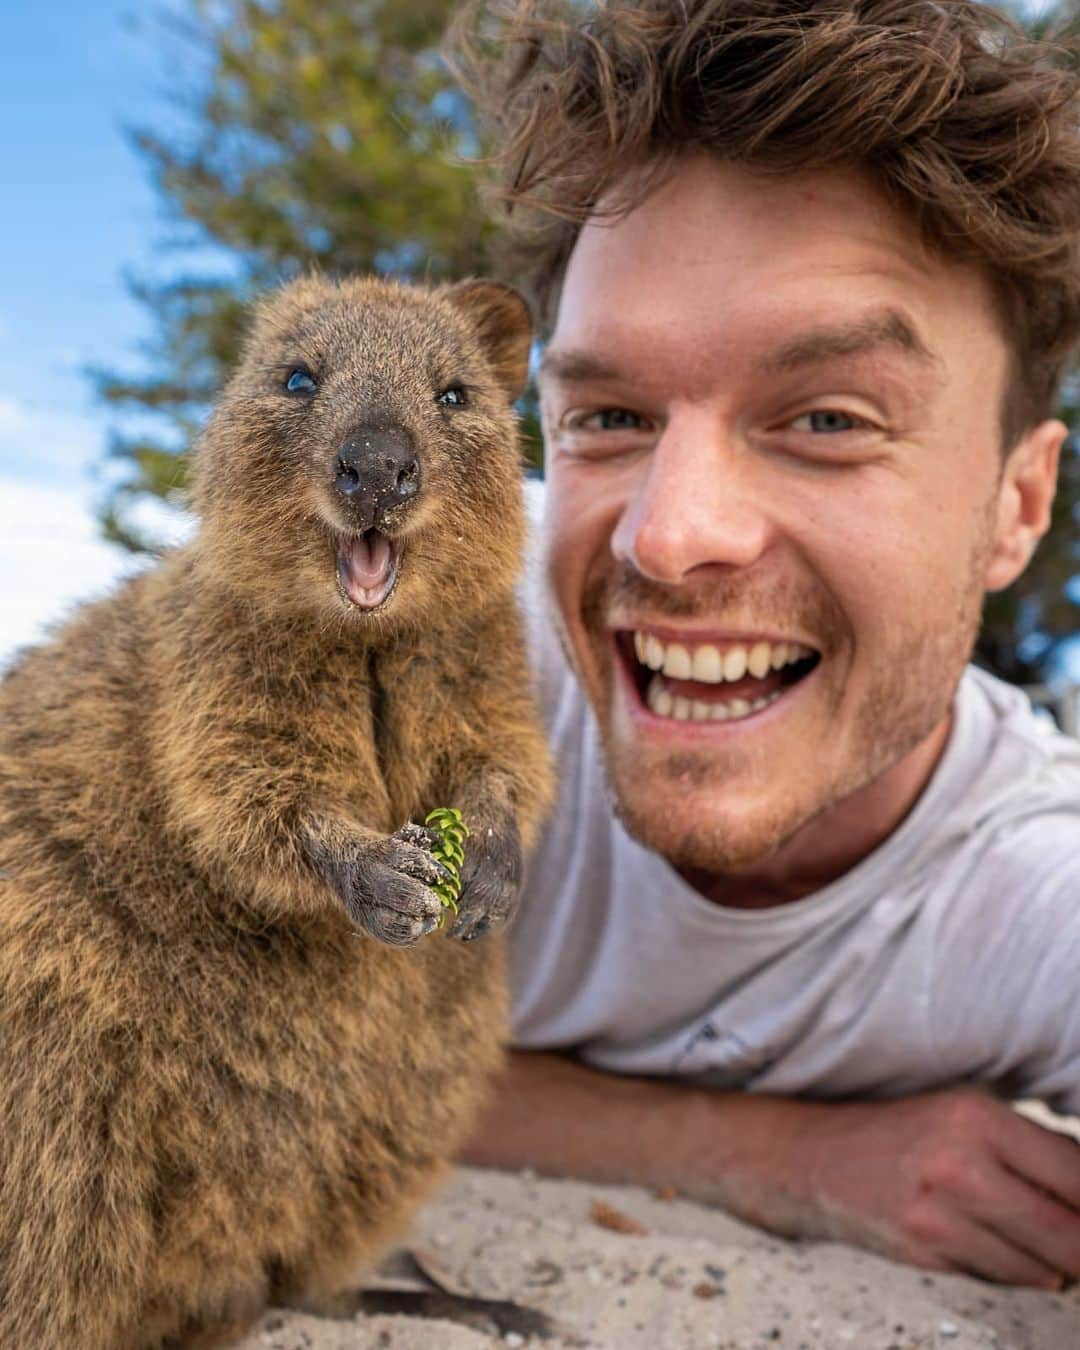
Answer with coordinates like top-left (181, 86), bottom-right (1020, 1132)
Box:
top-left (540, 157), bottom-right (1049, 878)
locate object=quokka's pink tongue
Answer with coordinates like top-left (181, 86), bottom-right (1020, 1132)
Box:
top-left (338, 531), bottom-right (395, 608)
top-left (345, 531), bottom-right (391, 588)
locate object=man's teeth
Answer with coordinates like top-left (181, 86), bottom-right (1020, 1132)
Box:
top-left (645, 675), bottom-right (784, 722)
top-left (632, 633), bottom-right (813, 682)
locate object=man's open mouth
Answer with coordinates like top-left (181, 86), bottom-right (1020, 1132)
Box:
top-left (619, 629), bottom-right (821, 724)
top-left (336, 530), bottom-right (402, 611)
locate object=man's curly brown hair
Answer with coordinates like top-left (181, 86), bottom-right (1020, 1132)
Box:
top-left (448, 0), bottom-right (1080, 442)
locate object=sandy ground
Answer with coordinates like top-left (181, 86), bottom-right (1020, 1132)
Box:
top-left (234, 1106), bottom-right (1080, 1350)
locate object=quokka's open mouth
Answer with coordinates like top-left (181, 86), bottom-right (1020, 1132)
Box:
top-left (336, 530), bottom-right (402, 611)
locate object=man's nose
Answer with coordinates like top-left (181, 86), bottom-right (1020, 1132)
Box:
top-left (610, 419), bottom-right (773, 584)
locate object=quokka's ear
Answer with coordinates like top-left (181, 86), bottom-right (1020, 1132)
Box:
top-left (442, 279), bottom-right (534, 403)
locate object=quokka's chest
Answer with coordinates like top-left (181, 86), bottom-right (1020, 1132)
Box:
top-left (160, 936), bottom-right (504, 1190)
top-left (186, 929), bottom-right (504, 1106)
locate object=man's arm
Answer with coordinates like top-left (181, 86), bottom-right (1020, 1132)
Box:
top-left (462, 1050), bottom-right (1080, 1289)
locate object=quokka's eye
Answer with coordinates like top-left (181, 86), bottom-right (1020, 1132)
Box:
top-left (437, 386), bottom-right (467, 408)
top-left (285, 368), bottom-right (318, 395)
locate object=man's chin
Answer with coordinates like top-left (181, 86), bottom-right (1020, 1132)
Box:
top-left (605, 747), bottom-right (803, 875)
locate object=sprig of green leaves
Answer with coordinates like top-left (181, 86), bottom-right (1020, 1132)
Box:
top-left (424, 807), bottom-right (469, 918)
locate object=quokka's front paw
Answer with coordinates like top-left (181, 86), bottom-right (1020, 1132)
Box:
top-left (446, 815), bottom-right (523, 943)
top-left (323, 826), bottom-right (453, 947)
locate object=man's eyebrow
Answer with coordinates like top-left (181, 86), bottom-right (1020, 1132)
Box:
top-left (538, 309), bottom-right (939, 387)
top-left (538, 348), bottom-right (624, 384)
top-left (759, 309), bottom-right (939, 375)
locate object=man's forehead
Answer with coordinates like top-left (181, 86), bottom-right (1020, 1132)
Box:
top-left (546, 155), bottom-right (1006, 382)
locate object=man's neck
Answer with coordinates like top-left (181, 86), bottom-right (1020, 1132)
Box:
top-left (676, 712), bottom-right (954, 911)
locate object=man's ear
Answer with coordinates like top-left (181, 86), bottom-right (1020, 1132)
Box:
top-left (443, 279), bottom-right (533, 403)
top-left (984, 419), bottom-right (1067, 592)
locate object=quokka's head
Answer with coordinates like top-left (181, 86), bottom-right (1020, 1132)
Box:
top-left (190, 274), bottom-right (532, 630)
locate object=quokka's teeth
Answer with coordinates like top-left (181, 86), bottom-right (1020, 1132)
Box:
top-left (635, 633), bottom-right (812, 684)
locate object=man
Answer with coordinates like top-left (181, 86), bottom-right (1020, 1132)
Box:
top-left (450, 0), bottom-right (1080, 1288)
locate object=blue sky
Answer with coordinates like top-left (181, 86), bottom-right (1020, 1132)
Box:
top-left (0, 0), bottom-right (1072, 675)
top-left (0, 0), bottom-right (196, 669)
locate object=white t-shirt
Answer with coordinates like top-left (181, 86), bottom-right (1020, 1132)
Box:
top-left (510, 552), bottom-right (1080, 1114)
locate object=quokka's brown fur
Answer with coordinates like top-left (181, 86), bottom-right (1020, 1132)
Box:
top-left (0, 274), bottom-right (553, 1349)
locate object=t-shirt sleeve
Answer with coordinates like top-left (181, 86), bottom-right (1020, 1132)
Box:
top-left (927, 813), bottom-right (1080, 1116)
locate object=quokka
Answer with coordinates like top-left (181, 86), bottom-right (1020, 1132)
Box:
top-left (0, 274), bottom-right (553, 1348)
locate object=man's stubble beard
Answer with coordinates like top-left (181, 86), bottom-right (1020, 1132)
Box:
top-left (568, 523), bottom-right (995, 877)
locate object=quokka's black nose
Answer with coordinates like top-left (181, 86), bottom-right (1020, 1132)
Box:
top-left (334, 426), bottom-right (420, 528)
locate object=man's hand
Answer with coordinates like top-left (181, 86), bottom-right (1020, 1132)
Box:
top-left (460, 1052), bottom-right (1080, 1288)
top-left (800, 1088), bottom-right (1080, 1288)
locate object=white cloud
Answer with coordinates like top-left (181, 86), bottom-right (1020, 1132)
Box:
top-left (118, 492), bottom-right (197, 551)
top-left (0, 396), bottom-right (21, 434)
top-left (0, 477), bottom-right (148, 671)
top-left (0, 396), bottom-right (102, 477)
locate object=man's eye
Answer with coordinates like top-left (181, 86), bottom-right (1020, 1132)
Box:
top-left (285, 368), bottom-right (318, 395)
top-left (437, 386), bottom-right (467, 407)
top-left (790, 409), bottom-right (859, 434)
top-left (579, 408), bottom-right (645, 431)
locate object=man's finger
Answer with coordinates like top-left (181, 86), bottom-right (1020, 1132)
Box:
top-left (993, 1110), bottom-right (1080, 1212)
top-left (975, 1162), bottom-right (1080, 1281)
top-left (944, 1218), bottom-right (1064, 1290)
